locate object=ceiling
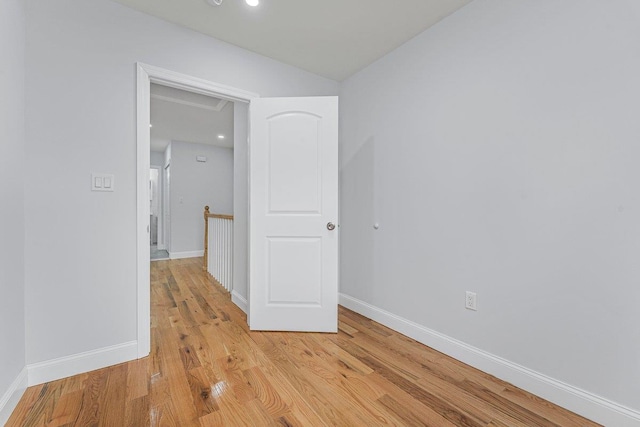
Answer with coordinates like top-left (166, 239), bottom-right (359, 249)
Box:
top-left (113, 0), bottom-right (472, 81)
top-left (150, 84), bottom-right (234, 152)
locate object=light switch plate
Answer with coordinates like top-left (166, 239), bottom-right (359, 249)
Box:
top-left (92, 173), bottom-right (114, 192)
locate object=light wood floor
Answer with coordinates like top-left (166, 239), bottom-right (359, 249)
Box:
top-left (8, 257), bottom-right (600, 426)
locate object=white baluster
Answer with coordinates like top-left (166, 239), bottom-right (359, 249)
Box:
top-left (209, 218), bottom-right (213, 277)
top-left (222, 220), bottom-right (226, 289)
top-left (228, 220), bottom-right (232, 290)
top-left (205, 213), bottom-right (234, 291)
top-left (216, 219), bottom-right (221, 284)
top-left (224, 220), bottom-right (229, 290)
top-left (228, 219), bottom-right (232, 290)
top-left (213, 218), bottom-right (218, 282)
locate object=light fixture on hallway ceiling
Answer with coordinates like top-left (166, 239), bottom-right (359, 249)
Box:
top-left (204, 0), bottom-right (259, 6)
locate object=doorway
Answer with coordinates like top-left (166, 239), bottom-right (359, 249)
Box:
top-left (136, 63), bottom-right (258, 357)
top-left (150, 83), bottom-right (235, 261)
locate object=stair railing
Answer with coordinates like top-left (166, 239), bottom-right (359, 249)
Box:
top-left (203, 206), bottom-right (234, 291)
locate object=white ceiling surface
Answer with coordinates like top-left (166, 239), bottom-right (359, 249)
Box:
top-left (113, 0), bottom-right (472, 81)
top-left (150, 83), bottom-right (234, 152)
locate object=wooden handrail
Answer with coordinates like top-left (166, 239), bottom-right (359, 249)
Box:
top-left (207, 213), bottom-right (234, 220)
top-left (203, 206), bottom-right (234, 271)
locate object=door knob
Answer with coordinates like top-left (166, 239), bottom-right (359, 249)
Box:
top-left (327, 222), bottom-right (336, 231)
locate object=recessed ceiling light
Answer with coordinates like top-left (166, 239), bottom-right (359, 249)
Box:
top-left (246, 0), bottom-right (259, 6)
top-left (149, 124), bottom-right (153, 128)
top-left (217, 134), bottom-right (225, 139)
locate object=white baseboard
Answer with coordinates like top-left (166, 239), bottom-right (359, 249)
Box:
top-left (27, 341), bottom-right (138, 386)
top-left (231, 290), bottom-right (248, 313)
top-left (339, 293), bottom-right (640, 427)
top-left (169, 250), bottom-right (204, 260)
top-left (0, 367), bottom-right (27, 426)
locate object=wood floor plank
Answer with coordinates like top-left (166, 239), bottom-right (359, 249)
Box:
top-left (376, 393), bottom-right (439, 427)
top-left (498, 386), bottom-right (597, 427)
top-left (149, 400), bottom-right (182, 427)
top-left (125, 395), bottom-right (150, 427)
top-left (45, 390), bottom-right (83, 427)
top-left (126, 358), bottom-right (149, 402)
top-left (5, 384), bottom-right (45, 426)
top-left (198, 410), bottom-right (226, 427)
top-left (242, 366), bottom-right (289, 419)
top-left (74, 369), bottom-right (109, 426)
top-left (368, 373), bottom-right (459, 427)
top-left (97, 363), bottom-right (128, 427)
top-left (7, 257), bottom-right (602, 427)
top-left (161, 346), bottom-right (200, 423)
top-left (186, 366), bottom-right (220, 417)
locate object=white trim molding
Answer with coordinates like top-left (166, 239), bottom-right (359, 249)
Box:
top-left (339, 293), bottom-right (640, 427)
top-left (136, 63), bottom-right (152, 358)
top-left (151, 93), bottom-right (229, 112)
top-left (27, 341), bottom-right (138, 387)
top-left (0, 367), bottom-right (28, 426)
top-left (169, 250), bottom-right (204, 260)
top-left (139, 63), bottom-right (259, 104)
top-left (231, 290), bottom-right (248, 313)
top-left (136, 62), bottom-right (259, 360)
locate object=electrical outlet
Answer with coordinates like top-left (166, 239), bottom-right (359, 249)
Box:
top-left (465, 291), bottom-right (477, 311)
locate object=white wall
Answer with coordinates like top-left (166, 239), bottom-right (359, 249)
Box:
top-left (150, 151), bottom-right (165, 167)
top-left (232, 102), bottom-right (249, 309)
top-left (170, 141), bottom-right (233, 255)
top-left (0, 0), bottom-right (27, 422)
top-left (24, 0), bottom-right (338, 369)
top-left (340, 0), bottom-right (640, 423)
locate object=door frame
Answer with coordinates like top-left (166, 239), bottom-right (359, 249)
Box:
top-left (136, 62), bottom-right (258, 357)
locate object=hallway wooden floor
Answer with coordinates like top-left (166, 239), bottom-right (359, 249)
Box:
top-left (8, 258), bottom-right (600, 426)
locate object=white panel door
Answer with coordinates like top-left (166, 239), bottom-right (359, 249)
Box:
top-left (250, 96), bottom-right (338, 332)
